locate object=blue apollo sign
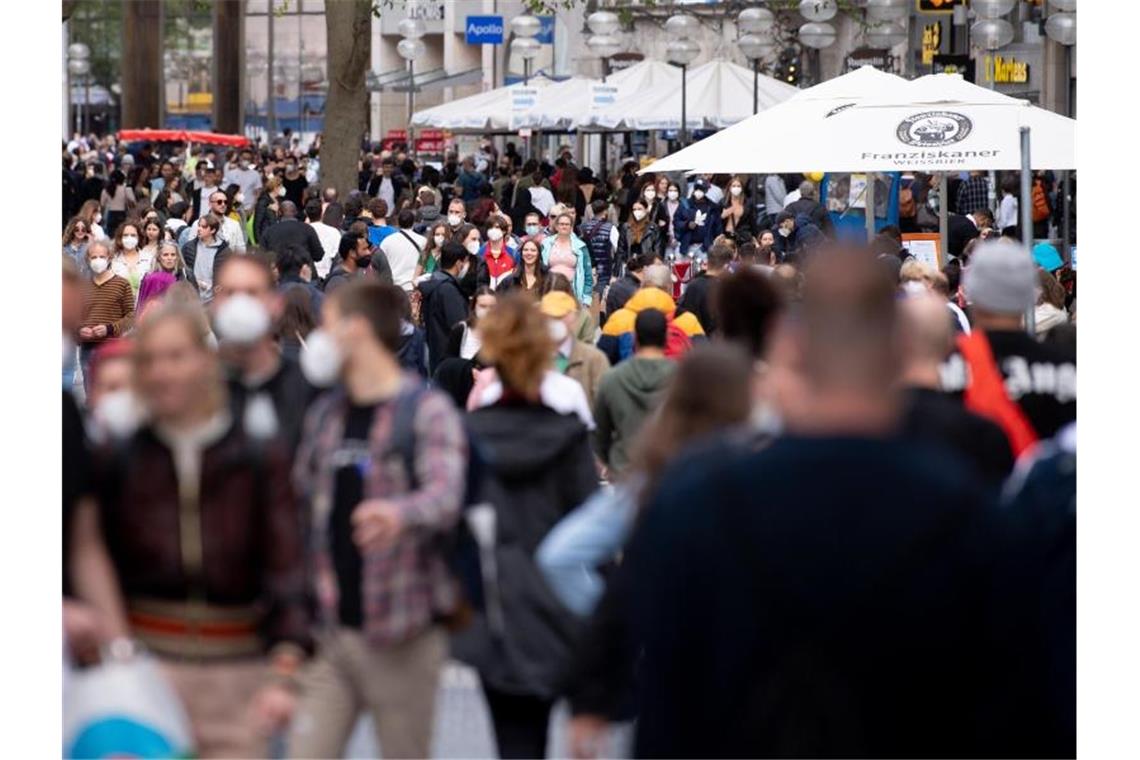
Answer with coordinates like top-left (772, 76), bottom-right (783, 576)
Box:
top-left (466, 15), bottom-right (504, 45)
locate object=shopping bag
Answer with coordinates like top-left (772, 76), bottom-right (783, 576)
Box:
top-left (63, 646), bottom-right (194, 759)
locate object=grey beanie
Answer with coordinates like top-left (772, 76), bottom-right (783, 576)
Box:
top-left (963, 239), bottom-right (1036, 314)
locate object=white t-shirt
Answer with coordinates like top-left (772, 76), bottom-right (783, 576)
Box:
top-left (222, 167), bottom-right (262, 212)
top-left (310, 221), bottom-right (343, 279)
top-left (473, 371), bottom-right (596, 430)
top-left (997, 194), bottom-right (1019, 230)
top-left (380, 228), bottom-right (425, 291)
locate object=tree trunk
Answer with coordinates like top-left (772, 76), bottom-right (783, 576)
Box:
top-left (120, 0), bottom-right (163, 128)
top-left (213, 0), bottom-right (245, 134)
top-left (322, 0), bottom-right (372, 197)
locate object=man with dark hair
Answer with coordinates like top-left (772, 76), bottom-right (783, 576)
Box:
top-left (605, 252), bottom-right (660, 319)
top-left (325, 231), bottom-right (373, 295)
top-left (212, 255), bottom-right (317, 458)
top-left (365, 197), bottom-right (397, 247)
top-left (678, 241), bottom-right (733, 335)
top-left (308, 199), bottom-right (342, 279)
top-left (259, 199), bottom-right (326, 271)
top-left (591, 308), bottom-right (676, 478)
top-left (380, 208), bottom-right (426, 293)
top-left (276, 246), bottom-right (324, 315)
top-left (628, 248), bottom-right (1040, 758)
top-left (290, 278), bottom-right (468, 760)
top-left (581, 198), bottom-right (619, 298)
top-left (419, 241), bottom-right (471, 373)
top-left (342, 194), bottom-right (365, 231)
top-left (956, 170), bottom-right (991, 216)
top-left (711, 267), bottom-right (785, 361)
top-left (367, 157), bottom-right (410, 213)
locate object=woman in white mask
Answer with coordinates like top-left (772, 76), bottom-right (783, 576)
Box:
top-left (618, 199), bottom-right (661, 267)
top-left (720, 176), bottom-right (755, 243)
top-left (454, 223), bottom-right (483, 297)
top-left (445, 286), bottom-right (497, 363)
top-left (78, 240), bottom-right (136, 394)
top-left (110, 221), bottom-right (154, 300)
top-left (663, 182), bottom-right (683, 258)
top-left (415, 221), bottom-right (450, 279)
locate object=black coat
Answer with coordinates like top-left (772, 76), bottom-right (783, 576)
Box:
top-left (258, 218), bottom-right (326, 268)
top-left (676, 271), bottom-right (719, 334)
top-left (452, 402), bottom-right (599, 698)
top-left (947, 213), bottom-right (981, 260)
top-left (254, 193), bottom-right (278, 244)
top-left (783, 198), bottom-right (833, 236)
top-left (419, 271), bottom-right (469, 374)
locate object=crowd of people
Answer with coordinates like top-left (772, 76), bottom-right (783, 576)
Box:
top-left (61, 130), bottom-right (1075, 759)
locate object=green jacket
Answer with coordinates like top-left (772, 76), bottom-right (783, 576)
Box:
top-left (592, 356), bottom-right (676, 476)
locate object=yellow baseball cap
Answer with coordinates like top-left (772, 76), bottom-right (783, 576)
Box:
top-left (540, 291), bottom-right (579, 318)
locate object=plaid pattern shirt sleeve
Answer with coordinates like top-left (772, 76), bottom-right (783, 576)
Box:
top-left (957, 178), bottom-right (990, 216)
top-left (387, 390), bottom-right (467, 530)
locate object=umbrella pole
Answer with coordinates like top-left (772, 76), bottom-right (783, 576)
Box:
top-left (1019, 126), bottom-right (1035, 336)
top-left (938, 173), bottom-right (949, 264)
top-left (865, 173), bottom-right (876, 243)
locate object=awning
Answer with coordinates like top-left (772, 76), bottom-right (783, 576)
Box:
top-left (368, 67), bottom-right (484, 93)
top-left (118, 129), bottom-right (251, 148)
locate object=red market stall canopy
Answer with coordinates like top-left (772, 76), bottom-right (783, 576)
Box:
top-left (117, 129), bottom-right (251, 148)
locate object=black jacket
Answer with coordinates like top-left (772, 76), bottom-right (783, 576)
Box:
top-left (419, 270), bottom-right (469, 374)
top-left (226, 355), bottom-right (318, 459)
top-left (900, 387), bottom-right (1014, 488)
top-left (254, 193), bottom-right (278, 244)
top-left (452, 402), bottom-right (599, 698)
top-left (947, 212), bottom-right (981, 260)
top-left (628, 434), bottom-right (1044, 758)
top-left (676, 271), bottom-right (719, 335)
top-left (605, 273), bottom-right (639, 318)
top-left (783, 197), bottom-right (833, 236)
top-left (258, 218), bottom-right (325, 268)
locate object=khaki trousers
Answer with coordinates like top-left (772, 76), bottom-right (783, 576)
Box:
top-left (287, 626), bottom-right (446, 759)
top-left (161, 659), bottom-right (267, 759)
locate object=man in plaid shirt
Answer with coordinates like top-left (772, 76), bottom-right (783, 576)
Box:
top-left (956, 170), bottom-right (991, 216)
top-left (289, 279), bottom-right (468, 758)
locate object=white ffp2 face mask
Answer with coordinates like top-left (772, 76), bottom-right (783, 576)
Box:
top-left (667, 190), bottom-right (679, 201)
top-left (214, 293), bottom-right (271, 345)
top-left (487, 228), bottom-right (504, 242)
top-left (434, 235), bottom-right (446, 247)
top-left (632, 209), bottom-right (647, 221)
top-left (466, 241), bottom-right (481, 255)
top-left (730, 186), bottom-right (743, 197)
top-left (121, 235), bottom-right (139, 251)
top-left (93, 390), bottom-right (146, 442)
top-left (448, 213), bottom-right (463, 227)
top-left (89, 257), bottom-right (109, 275)
top-left (299, 329), bottom-right (343, 387)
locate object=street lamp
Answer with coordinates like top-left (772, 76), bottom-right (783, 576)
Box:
top-left (67, 42), bottom-right (91, 136)
top-left (866, 0), bottom-right (908, 22)
top-left (511, 15), bottom-right (541, 86)
top-left (666, 22), bottom-right (699, 148)
top-left (397, 18), bottom-right (425, 124)
top-left (737, 8), bottom-right (775, 116)
top-left (971, 18), bottom-right (1014, 51)
top-left (865, 21), bottom-right (907, 50)
top-left (799, 1), bottom-right (838, 23)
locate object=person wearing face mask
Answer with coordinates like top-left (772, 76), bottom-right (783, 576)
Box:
top-left (255, 175), bottom-right (284, 243)
top-left (84, 337), bottom-right (138, 444)
top-left (720, 176), bottom-right (756, 244)
top-left (541, 291), bottom-right (611, 413)
top-left (673, 179), bottom-right (723, 260)
top-left (445, 286), bottom-right (496, 363)
top-left (476, 217), bottom-right (519, 292)
top-left (419, 242), bottom-right (473, 374)
top-left (87, 303), bottom-right (312, 759)
top-left (223, 149), bottom-right (262, 213)
top-left (324, 231), bottom-right (373, 295)
top-left (110, 222), bottom-right (153, 300)
top-left (78, 241), bottom-right (136, 396)
top-left (281, 156), bottom-right (309, 208)
top-left (288, 279), bottom-right (467, 759)
top-left (521, 211), bottom-right (546, 247)
top-left (453, 222), bottom-right (484, 298)
top-left (415, 221), bottom-right (450, 280)
top-left (661, 184), bottom-right (683, 258)
top-left (636, 183), bottom-right (666, 254)
top-left (617, 202), bottom-right (660, 281)
top-left (445, 198), bottom-right (467, 233)
top-left (211, 255), bottom-right (318, 459)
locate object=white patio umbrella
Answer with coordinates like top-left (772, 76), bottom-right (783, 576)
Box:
top-left (510, 76), bottom-right (602, 131)
top-left (587, 59), bottom-right (799, 131)
top-left (409, 75), bottom-right (555, 132)
top-left (734, 73), bottom-right (1075, 172)
top-left (642, 65), bottom-right (911, 174)
top-left (551, 60), bottom-right (683, 131)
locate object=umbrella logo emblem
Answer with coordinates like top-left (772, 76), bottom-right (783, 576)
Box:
top-left (896, 111), bottom-right (973, 147)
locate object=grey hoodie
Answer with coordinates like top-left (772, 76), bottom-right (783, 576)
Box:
top-left (592, 356), bottom-right (676, 475)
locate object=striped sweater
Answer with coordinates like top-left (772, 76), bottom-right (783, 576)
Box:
top-left (80, 275), bottom-right (135, 343)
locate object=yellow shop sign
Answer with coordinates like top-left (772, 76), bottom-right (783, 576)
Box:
top-left (985, 55), bottom-right (1029, 84)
